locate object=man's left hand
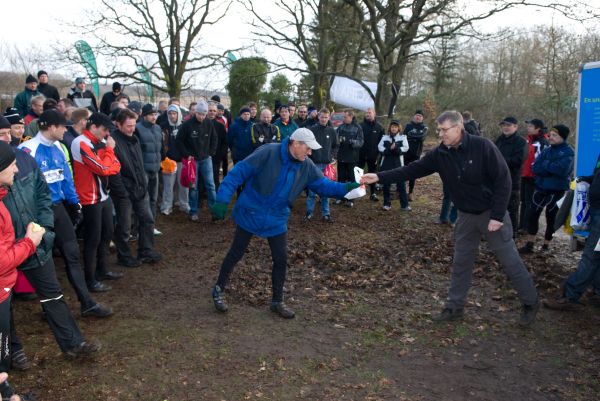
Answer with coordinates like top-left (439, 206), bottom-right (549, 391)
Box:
top-left (488, 219), bottom-right (503, 232)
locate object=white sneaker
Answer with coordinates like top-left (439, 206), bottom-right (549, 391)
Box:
top-left (153, 228), bottom-right (162, 236)
top-left (383, 205), bottom-right (391, 211)
top-left (190, 214), bottom-right (199, 222)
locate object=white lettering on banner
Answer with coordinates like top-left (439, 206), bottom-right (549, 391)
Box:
top-left (329, 76), bottom-right (377, 112)
top-left (43, 169), bottom-right (65, 184)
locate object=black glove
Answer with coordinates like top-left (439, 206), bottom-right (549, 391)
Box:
top-left (67, 202), bottom-right (83, 230)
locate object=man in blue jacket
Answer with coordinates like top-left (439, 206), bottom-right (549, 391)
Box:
top-left (227, 107), bottom-right (254, 165)
top-left (209, 128), bottom-right (359, 318)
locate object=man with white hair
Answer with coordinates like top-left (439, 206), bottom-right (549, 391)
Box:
top-left (209, 128), bottom-right (360, 318)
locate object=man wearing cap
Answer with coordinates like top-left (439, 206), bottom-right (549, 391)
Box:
top-left (520, 124), bottom-right (574, 253)
top-left (1, 115), bottom-right (104, 357)
top-left (36, 71), bottom-right (60, 102)
top-left (227, 107), bottom-right (254, 166)
top-left (71, 112), bottom-right (123, 290)
top-left (3, 108), bottom-right (26, 146)
top-left (136, 104), bottom-right (164, 227)
top-left (176, 99), bottom-right (218, 221)
top-left (361, 110), bottom-right (540, 326)
top-left (209, 128), bottom-right (360, 318)
top-left (403, 110), bottom-right (429, 200)
top-left (13, 75), bottom-right (42, 119)
top-left (495, 116), bottom-right (527, 237)
top-left (67, 77), bottom-right (98, 112)
top-left (519, 118), bottom-right (549, 233)
top-left (100, 82), bottom-right (123, 116)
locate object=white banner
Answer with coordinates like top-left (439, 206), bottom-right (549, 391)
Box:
top-left (329, 76), bottom-right (377, 111)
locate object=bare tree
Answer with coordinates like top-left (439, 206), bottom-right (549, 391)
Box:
top-left (58, 0), bottom-right (233, 97)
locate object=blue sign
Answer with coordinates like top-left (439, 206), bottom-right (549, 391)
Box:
top-left (576, 62), bottom-right (600, 176)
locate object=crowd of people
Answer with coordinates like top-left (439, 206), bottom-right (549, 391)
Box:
top-left (0, 71), bottom-right (599, 399)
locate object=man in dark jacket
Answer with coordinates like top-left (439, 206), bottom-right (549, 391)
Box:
top-left (359, 108), bottom-right (384, 201)
top-left (36, 70), bottom-right (60, 102)
top-left (361, 110), bottom-right (539, 327)
top-left (294, 105), bottom-right (310, 128)
top-left (544, 153), bottom-right (600, 311)
top-left (462, 111), bottom-right (481, 136)
top-left (251, 109), bottom-right (280, 149)
top-left (136, 104), bottom-right (164, 224)
top-left (306, 108), bottom-right (338, 223)
top-left (67, 77), bottom-right (98, 112)
top-left (176, 99), bottom-right (218, 221)
top-left (403, 110), bottom-right (428, 200)
top-left (336, 109), bottom-right (363, 207)
top-left (99, 82), bottom-right (123, 116)
top-left (207, 102), bottom-right (229, 190)
top-left (495, 116), bottom-right (527, 236)
top-left (110, 109), bottom-right (162, 267)
top-left (227, 107), bottom-right (254, 164)
top-left (13, 75), bottom-right (41, 118)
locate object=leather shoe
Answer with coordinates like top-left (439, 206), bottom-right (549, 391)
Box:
top-left (97, 271), bottom-right (124, 280)
top-left (64, 340), bottom-right (101, 358)
top-left (270, 301), bottom-right (295, 319)
top-left (117, 256), bottom-right (142, 268)
top-left (88, 282), bottom-right (112, 293)
top-left (82, 303), bottom-right (114, 318)
top-left (139, 251), bottom-right (162, 264)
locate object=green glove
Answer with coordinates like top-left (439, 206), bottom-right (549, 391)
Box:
top-left (345, 182), bottom-right (361, 192)
top-left (210, 202), bottom-right (228, 220)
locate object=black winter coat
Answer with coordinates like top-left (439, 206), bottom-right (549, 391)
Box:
top-left (495, 133), bottom-right (527, 191)
top-left (403, 121), bottom-right (428, 160)
top-left (359, 118), bottom-right (385, 161)
top-left (176, 117), bottom-right (218, 161)
top-left (110, 129), bottom-right (148, 201)
top-left (309, 123), bottom-right (338, 164)
top-left (336, 119), bottom-right (364, 163)
top-left (211, 119), bottom-right (229, 159)
top-left (251, 123), bottom-right (280, 149)
top-left (38, 83), bottom-right (60, 102)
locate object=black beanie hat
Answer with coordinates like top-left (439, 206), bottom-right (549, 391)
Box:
top-left (26, 74), bottom-right (38, 84)
top-left (551, 124), bottom-right (570, 140)
top-left (415, 110), bottom-right (424, 117)
top-left (112, 82), bottom-right (122, 91)
top-left (37, 70), bottom-right (48, 78)
top-left (0, 116), bottom-right (11, 130)
top-left (211, 95), bottom-right (221, 102)
top-left (0, 140), bottom-right (16, 173)
top-left (38, 110), bottom-right (68, 128)
top-left (239, 106), bottom-right (251, 115)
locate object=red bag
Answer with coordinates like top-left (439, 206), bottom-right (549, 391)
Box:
top-left (324, 163), bottom-right (337, 181)
top-left (180, 157), bottom-right (197, 188)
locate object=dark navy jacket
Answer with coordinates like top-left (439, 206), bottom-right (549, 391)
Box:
top-left (216, 138), bottom-right (348, 237)
top-left (532, 142), bottom-right (574, 192)
top-left (227, 117), bottom-right (254, 162)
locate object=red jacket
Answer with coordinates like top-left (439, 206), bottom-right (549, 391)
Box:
top-left (0, 187), bottom-right (36, 303)
top-left (522, 133), bottom-right (549, 178)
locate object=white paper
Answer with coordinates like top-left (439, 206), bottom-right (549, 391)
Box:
top-left (595, 237), bottom-right (600, 252)
top-left (344, 167), bottom-right (367, 199)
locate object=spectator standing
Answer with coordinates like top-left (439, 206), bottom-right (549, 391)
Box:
top-left (359, 107), bottom-right (384, 201)
top-left (335, 109), bottom-right (364, 207)
top-left (99, 82), bottom-right (123, 115)
top-left (378, 120), bottom-right (410, 211)
top-left (207, 102), bottom-right (229, 190)
top-left (462, 111), bottom-right (481, 136)
top-left (294, 105), bottom-right (309, 127)
top-left (519, 119), bottom-right (548, 233)
top-left (251, 109), bottom-right (280, 149)
top-left (227, 107), bottom-right (254, 165)
top-left (67, 77), bottom-right (98, 112)
top-left (36, 70), bottom-right (60, 102)
top-left (273, 105), bottom-right (298, 141)
top-left (13, 75), bottom-right (41, 118)
top-left (403, 110), bottom-right (428, 200)
top-left (160, 104), bottom-right (188, 214)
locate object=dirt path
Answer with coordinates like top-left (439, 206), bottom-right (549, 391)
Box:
top-left (10, 173), bottom-right (600, 401)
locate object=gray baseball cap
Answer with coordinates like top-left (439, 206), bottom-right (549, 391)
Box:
top-left (290, 128), bottom-right (322, 150)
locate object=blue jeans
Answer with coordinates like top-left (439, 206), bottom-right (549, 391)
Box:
top-left (564, 208), bottom-right (600, 301)
top-left (439, 183), bottom-right (457, 223)
top-left (306, 163), bottom-right (330, 216)
top-left (189, 157), bottom-right (216, 216)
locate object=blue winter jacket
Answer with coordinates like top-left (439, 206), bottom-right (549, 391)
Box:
top-left (532, 142), bottom-right (574, 192)
top-left (136, 120), bottom-right (163, 173)
top-left (216, 138), bottom-right (349, 237)
top-left (227, 117), bottom-right (254, 162)
top-left (19, 133), bottom-right (80, 205)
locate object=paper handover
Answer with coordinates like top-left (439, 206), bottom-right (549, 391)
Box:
top-left (344, 166), bottom-right (367, 200)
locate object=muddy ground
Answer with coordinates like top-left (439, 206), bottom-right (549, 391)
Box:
top-left (9, 169), bottom-right (600, 401)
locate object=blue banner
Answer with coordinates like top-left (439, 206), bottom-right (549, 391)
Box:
top-left (576, 62), bottom-right (600, 176)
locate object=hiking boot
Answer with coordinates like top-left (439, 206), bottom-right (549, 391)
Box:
top-left (370, 193), bottom-right (379, 202)
top-left (64, 340), bottom-right (101, 358)
top-left (519, 300), bottom-right (540, 327)
top-left (117, 256), bottom-right (142, 268)
top-left (322, 215), bottom-right (333, 224)
top-left (212, 285), bottom-right (228, 313)
top-left (82, 303), bottom-right (114, 318)
top-left (139, 250), bottom-right (162, 264)
top-left (11, 350), bottom-right (32, 371)
top-left (303, 213), bottom-right (313, 223)
top-left (431, 307), bottom-right (464, 322)
top-left (543, 297), bottom-right (583, 312)
top-left (519, 242), bottom-right (534, 254)
top-left (270, 301), bottom-right (295, 319)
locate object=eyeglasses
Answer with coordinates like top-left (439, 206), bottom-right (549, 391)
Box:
top-left (436, 125), bottom-right (457, 134)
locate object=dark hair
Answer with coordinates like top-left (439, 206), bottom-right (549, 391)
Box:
top-left (462, 111), bottom-right (472, 120)
top-left (287, 102), bottom-right (296, 107)
top-left (115, 108), bottom-right (138, 124)
top-left (343, 108), bottom-right (354, 117)
top-left (319, 108), bottom-right (330, 115)
top-left (71, 108), bottom-right (90, 124)
top-left (169, 97), bottom-right (180, 105)
top-left (279, 105), bottom-right (289, 112)
top-left (247, 101), bottom-right (257, 108)
top-left (59, 98), bottom-right (75, 107)
top-left (43, 98), bottom-right (58, 111)
top-left (115, 94), bottom-right (130, 102)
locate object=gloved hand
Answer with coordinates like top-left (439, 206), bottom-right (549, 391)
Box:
top-left (345, 182), bottom-right (360, 192)
top-left (67, 202), bottom-right (83, 230)
top-left (210, 202), bottom-right (228, 220)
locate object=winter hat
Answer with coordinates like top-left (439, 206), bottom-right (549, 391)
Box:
top-left (3, 108), bottom-right (24, 125)
top-left (217, 104), bottom-right (225, 111)
top-left (37, 70), bottom-right (48, 78)
top-left (0, 140), bottom-right (16, 173)
top-left (551, 124), bottom-right (570, 140)
top-left (414, 110), bottom-right (424, 117)
top-left (196, 99), bottom-right (208, 114)
top-left (75, 77), bottom-right (86, 84)
top-left (128, 101), bottom-right (142, 114)
top-left (112, 82), bottom-right (122, 91)
top-left (25, 74), bottom-right (38, 84)
top-left (499, 116), bottom-right (518, 125)
top-left (38, 110), bottom-right (68, 128)
top-left (210, 95), bottom-right (221, 102)
top-left (389, 119), bottom-right (401, 128)
top-left (239, 106), bottom-right (251, 115)
top-left (141, 103), bottom-right (157, 116)
top-left (0, 116), bottom-right (11, 130)
top-left (525, 118), bottom-right (544, 130)
top-left (167, 104), bottom-right (182, 127)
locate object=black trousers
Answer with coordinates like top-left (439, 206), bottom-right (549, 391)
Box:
top-left (22, 259), bottom-right (84, 352)
top-left (519, 177), bottom-right (535, 231)
top-left (404, 153), bottom-right (420, 193)
top-left (507, 190), bottom-right (520, 236)
top-left (216, 226), bottom-right (288, 302)
top-left (53, 203), bottom-right (95, 309)
top-left (337, 162), bottom-right (355, 183)
top-left (0, 295), bottom-right (11, 372)
top-left (82, 199), bottom-right (113, 286)
top-left (527, 190), bottom-right (563, 241)
top-left (112, 194), bottom-right (155, 260)
top-left (359, 157), bottom-right (378, 195)
top-left (213, 154), bottom-right (229, 190)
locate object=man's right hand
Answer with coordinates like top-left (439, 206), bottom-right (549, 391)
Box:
top-left (106, 135), bottom-right (116, 149)
top-left (25, 222), bottom-right (45, 247)
top-left (360, 173), bottom-right (379, 184)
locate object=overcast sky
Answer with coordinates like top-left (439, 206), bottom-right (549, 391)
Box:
top-left (1, 0), bottom-right (596, 92)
